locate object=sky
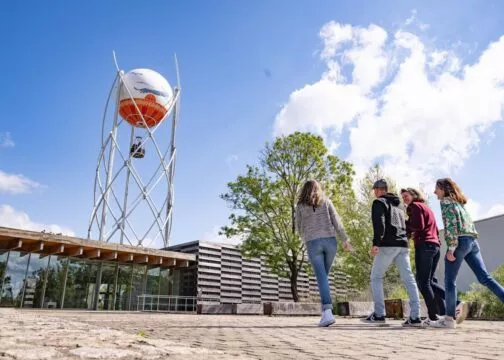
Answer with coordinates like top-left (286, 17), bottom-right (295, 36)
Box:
top-left (1, 0), bottom-right (504, 248)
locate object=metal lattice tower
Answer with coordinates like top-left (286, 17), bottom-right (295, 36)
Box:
top-left (87, 52), bottom-right (180, 248)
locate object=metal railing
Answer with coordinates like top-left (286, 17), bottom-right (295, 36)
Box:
top-left (136, 295), bottom-right (197, 313)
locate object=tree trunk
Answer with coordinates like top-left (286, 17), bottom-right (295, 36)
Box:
top-left (290, 268), bottom-right (299, 302)
top-left (291, 203), bottom-right (296, 235)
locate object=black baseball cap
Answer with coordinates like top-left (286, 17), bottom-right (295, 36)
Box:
top-left (372, 179), bottom-right (388, 189)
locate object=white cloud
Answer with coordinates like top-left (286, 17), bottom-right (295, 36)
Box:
top-left (0, 170), bottom-right (42, 194)
top-left (0, 132), bottom-right (15, 148)
top-left (428, 50), bottom-right (448, 68)
top-left (465, 199), bottom-right (482, 220)
top-left (0, 204), bottom-right (74, 236)
top-left (466, 199), bottom-right (504, 221)
top-left (319, 22), bottom-right (353, 59)
top-left (201, 226), bottom-right (243, 246)
top-left (225, 154), bottom-right (239, 165)
top-left (405, 9), bottom-right (417, 26)
top-left (404, 9), bottom-right (429, 31)
top-left (419, 23), bottom-right (430, 32)
top-left (274, 19), bottom-right (504, 189)
top-left (485, 204), bottom-right (504, 218)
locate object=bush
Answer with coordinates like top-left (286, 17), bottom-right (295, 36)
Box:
top-left (462, 264), bottom-right (504, 318)
top-left (386, 284), bottom-right (409, 300)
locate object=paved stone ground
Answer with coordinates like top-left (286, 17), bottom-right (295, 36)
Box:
top-left (1, 309), bottom-right (503, 360)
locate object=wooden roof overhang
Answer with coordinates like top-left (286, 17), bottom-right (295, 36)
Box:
top-left (0, 227), bottom-right (195, 268)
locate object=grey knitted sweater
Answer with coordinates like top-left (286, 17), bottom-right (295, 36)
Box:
top-left (295, 198), bottom-right (349, 244)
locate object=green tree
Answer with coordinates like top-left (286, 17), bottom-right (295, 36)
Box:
top-left (220, 132), bottom-right (355, 301)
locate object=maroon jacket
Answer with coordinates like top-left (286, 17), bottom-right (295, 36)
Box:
top-left (406, 201), bottom-right (440, 247)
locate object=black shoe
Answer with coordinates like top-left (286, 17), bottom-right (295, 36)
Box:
top-left (402, 317), bottom-right (423, 327)
top-left (361, 313), bottom-right (386, 324)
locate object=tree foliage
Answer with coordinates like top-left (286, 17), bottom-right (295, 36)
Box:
top-left (221, 134), bottom-right (417, 300)
top-left (220, 132), bottom-right (354, 301)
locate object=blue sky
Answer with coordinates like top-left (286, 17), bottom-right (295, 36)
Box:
top-left (1, 0), bottom-right (503, 247)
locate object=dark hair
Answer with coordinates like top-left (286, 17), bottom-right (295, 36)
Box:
top-left (435, 178), bottom-right (467, 204)
top-left (400, 187), bottom-right (426, 203)
top-left (298, 180), bottom-right (324, 207)
top-left (373, 179), bottom-right (388, 191)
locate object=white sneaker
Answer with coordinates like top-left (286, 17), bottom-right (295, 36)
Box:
top-left (319, 309), bottom-right (335, 327)
top-left (456, 302), bottom-right (469, 324)
top-left (422, 318), bottom-right (435, 327)
top-left (423, 318), bottom-right (442, 328)
top-left (431, 317), bottom-right (456, 329)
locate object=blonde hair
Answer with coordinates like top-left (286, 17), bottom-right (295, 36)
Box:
top-left (435, 178), bottom-right (468, 204)
top-left (298, 180), bottom-right (324, 207)
top-left (400, 187), bottom-right (426, 203)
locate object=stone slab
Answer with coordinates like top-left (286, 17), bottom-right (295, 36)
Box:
top-left (396, 300), bottom-right (497, 320)
top-left (196, 303), bottom-right (234, 315)
top-left (263, 302), bottom-right (320, 316)
top-left (337, 301), bottom-right (374, 317)
top-left (467, 301), bottom-right (488, 319)
top-left (401, 299), bottom-right (428, 318)
top-left (232, 303), bottom-right (263, 315)
top-left (384, 299), bottom-right (403, 319)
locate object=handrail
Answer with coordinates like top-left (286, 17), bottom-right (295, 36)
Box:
top-left (136, 295), bottom-right (197, 313)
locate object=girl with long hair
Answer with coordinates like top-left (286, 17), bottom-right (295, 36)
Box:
top-left (401, 188), bottom-right (445, 325)
top-left (433, 178), bottom-right (504, 328)
top-left (296, 180), bottom-right (351, 327)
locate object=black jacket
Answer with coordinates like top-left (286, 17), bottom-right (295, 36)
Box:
top-left (372, 193), bottom-right (408, 247)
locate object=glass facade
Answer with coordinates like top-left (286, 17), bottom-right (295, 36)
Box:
top-left (129, 265), bottom-right (146, 311)
top-left (44, 255), bottom-right (67, 308)
top-left (21, 253), bottom-right (49, 308)
top-left (64, 259), bottom-right (98, 309)
top-left (115, 264), bottom-right (133, 310)
top-left (0, 251), bottom-right (9, 306)
top-left (0, 249), bottom-right (188, 310)
top-left (143, 267), bottom-right (160, 310)
top-left (98, 263), bottom-right (117, 310)
top-left (157, 268), bottom-right (192, 311)
top-left (0, 251), bottom-right (30, 307)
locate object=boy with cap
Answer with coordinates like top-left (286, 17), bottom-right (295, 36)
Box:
top-left (362, 179), bottom-right (422, 326)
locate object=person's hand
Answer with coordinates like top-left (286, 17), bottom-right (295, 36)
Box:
top-left (371, 246), bottom-right (379, 257)
top-left (446, 250), bottom-right (456, 262)
top-left (343, 241), bottom-right (353, 252)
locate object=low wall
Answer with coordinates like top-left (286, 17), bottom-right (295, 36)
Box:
top-left (401, 300), bottom-right (428, 319)
top-left (196, 300), bottom-right (496, 319)
top-left (263, 302), bottom-right (320, 316)
top-left (337, 300), bottom-right (428, 318)
top-left (336, 301), bottom-right (373, 317)
top-left (233, 303), bottom-right (263, 315)
top-left (196, 303), bottom-right (234, 315)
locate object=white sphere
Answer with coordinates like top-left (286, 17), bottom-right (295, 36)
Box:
top-left (119, 68), bottom-right (174, 128)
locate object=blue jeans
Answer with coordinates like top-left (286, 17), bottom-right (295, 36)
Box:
top-left (445, 236), bottom-right (504, 317)
top-left (371, 247), bottom-right (420, 319)
top-left (307, 237), bottom-right (337, 311)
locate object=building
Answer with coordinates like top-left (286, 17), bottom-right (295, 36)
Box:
top-left (1, 227), bottom-right (355, 311)
top-left (166, 240), bottom-right (352, 304)
top-left (436, 214), bottom-right (504, 292)
top-left (0, 227), bottom-right (195, 310)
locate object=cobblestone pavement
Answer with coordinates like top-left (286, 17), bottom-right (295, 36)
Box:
top-left (1, 309), bottom-right (503, 360)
